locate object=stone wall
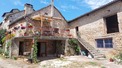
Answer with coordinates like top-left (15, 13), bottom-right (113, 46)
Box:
top-left (69, 1), bottom-right (122, 54)
top-left (11, 39), bottom-right (66, 57)
top-left (30, 6), bottom-right (68, 29)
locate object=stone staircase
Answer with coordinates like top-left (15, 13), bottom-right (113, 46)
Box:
top-left (77, 32), bottom-right (104, 58)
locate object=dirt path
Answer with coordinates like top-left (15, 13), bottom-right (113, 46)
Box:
top-left (0, 56), bottom-right (122, 68)
top-left (0, 58), bottom-right (38, 68)
top-left (98, 60), bottom-right (122, 68)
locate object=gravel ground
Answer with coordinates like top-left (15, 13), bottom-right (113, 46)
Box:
top-left (0, 58), bottom-right (38, 68)
top-left (0, 56), bottom-right (122, 68)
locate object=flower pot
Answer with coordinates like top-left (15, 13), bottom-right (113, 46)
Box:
top-left (66, 29), bottom-right (70, 32)
top-left (68, 34), bottom-right (72, 36)
top-left (109, 58), bottom-right (114, 62)
top-left (28, 26), bottom-right (33, 28)
top-left (24, 32), bottom-right (27, 36)
top-left (14, 27), bottom-right (18, 30)
top-left (21, 26), bottom-right (26, 29)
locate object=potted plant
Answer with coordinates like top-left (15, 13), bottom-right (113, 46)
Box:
top-left (21, 26), bottom-right (26, 29)
top-left (28, 23), bottom-right (33, 28)
top-left (24, 32), bottom-right (27, 36)
top-left (109, 58), bottom-right (114, 62)
top-left (66, 29), bottom-right (70, 32)
top-left (14, 27), bottom-right (18, 30)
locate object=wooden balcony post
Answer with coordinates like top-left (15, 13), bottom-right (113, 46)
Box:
top-left (40, 15), bottom-right (43, 35)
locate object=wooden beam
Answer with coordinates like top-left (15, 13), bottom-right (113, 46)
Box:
top-left (32, 15), bottom-right (63, 21)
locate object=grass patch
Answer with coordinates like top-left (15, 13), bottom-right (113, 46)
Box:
top-left (57, 58), bottom-right (67, 61)
top-left (83, 62), bottom-right (100, 66)
top-left (67, 61), bottom-right (83, 68)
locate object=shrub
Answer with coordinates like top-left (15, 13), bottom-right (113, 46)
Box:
top-left (68, 39), bottom-right (80, 55)
top-left (0, 48), bottom-right (3, 54)
top-left (105, 50), bottom-right (118, 59)
top-left (32, 37), bottom-right (38, 63)
top-left (115, 51), bottom-right (122, 64)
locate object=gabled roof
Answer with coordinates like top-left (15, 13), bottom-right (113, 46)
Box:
top-left (2, 9), bottom-right (22, 18)
top-left (9, 5), bottom-right (67, 26)
top-left (10, 9), bottom-right (20, 13)
top-left (2, 12), bottom-right (11, 17)
top-left (9, 5), bottom-right (51, 26)
top-left (68, 0), bottom-right (121, 23)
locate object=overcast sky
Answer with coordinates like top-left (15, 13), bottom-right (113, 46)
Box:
top-left (0, 0), bottom-right (113, 22)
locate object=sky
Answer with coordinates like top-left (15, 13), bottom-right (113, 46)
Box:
top-left (0, 0), bottom-right (114, 22)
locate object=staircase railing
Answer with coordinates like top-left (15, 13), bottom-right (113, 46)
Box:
top-left (76, 31), bottom-right (102, 58)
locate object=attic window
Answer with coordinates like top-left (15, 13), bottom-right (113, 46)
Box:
top-left (105, 14), bottom-right (119, 33)
top-left (45, 13), bottom-right (48, 15)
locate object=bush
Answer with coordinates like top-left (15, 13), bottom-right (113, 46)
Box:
top-left (0, 48), bottom-right (3, 54)
top-left (115, 52), bottom-right (122, 64)
top-left (4, 51), bottom-right (9, 58)
top-left (68, 39), bottom-right (80, 55)
top-left (12, 56), bottom-right (17, 60)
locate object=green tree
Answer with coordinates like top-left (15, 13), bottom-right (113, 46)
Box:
top-left (0, 29), bottom-right (6, 45)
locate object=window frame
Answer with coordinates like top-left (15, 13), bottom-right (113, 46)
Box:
top-left (104, 14), bottom-right (119, 34)
top-left (96, 38), bottom-right (113, 48)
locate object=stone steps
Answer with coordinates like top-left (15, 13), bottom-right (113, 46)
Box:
top-left (77, 32), bottom-right (104, 58)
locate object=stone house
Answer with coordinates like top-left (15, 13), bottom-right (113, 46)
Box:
top-left (1, 3), bottom-right (72, 57)
top-left (69, 0), bottom-right (122, 58)
top-left (2, 0), bottom-right (122, 59)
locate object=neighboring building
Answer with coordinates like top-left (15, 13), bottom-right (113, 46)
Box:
top-left (69, 0), bottom-right (122, 58)
top-left (1, 3), bottom-right (71, 57)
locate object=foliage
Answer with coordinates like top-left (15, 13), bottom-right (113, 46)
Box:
top-left (0, 48), bottom-right (4, 54)
top-left (114, 51), bottom-right (122, 64)
top-left (68, 39), bottom-right (78, 45)
top-left (86, 62), bottom-right (99, 66)
top-left (115, 52), bottom-right (122, 60)
top-left (68, 39), bottom-right (80, 54)
top-left (2, 34), bottom-right (15, 44)
top-left (12, 56), bottom-right (17, 60)
top-left (4, 40), bottom-right (12, 58)
top-left (32, 37), bottom-right (38, 63)
top-left (0, 29), bottom-right (6, 44)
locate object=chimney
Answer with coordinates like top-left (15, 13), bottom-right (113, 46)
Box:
top-left (24, 3), bottom-right (34, 15)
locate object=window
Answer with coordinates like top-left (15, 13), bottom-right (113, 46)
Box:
top-left (96, 38), bottom-right (113, 48)
top-left (105, 14), bottom-right (119, 33)
top-left (75, 26), bottom-right (79, 32)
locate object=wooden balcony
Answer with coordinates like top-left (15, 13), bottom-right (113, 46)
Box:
top-left (16, 27), bottom-right (73, 39)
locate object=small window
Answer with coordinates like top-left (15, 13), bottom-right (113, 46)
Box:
top-left (96, 38), bottom-right (113, 48)
top-left (96, 39), bottom-right (104, 48)
top-left (105, 14), bottom-right (119, 33)
top-left (75, 26), bottom-right (79, 32)
top-left (45, 13), bottom-right (48, 15)
top-left (105, 38), bottom-right (113, 48)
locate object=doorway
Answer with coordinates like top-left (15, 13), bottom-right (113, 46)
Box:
top-left (37, 42), bottom-right (47, 57)
top-left (75, 26), bottom-right (79, 32)
top-left (19, 42), bottom-right (24, 55)
top-left (40, 42), bottom-right (47, 57)
top-left (37, 42), bottom-right (41, 57)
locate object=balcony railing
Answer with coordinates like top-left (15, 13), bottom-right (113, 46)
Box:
top-left (16, 27), bottom-right (73, 38)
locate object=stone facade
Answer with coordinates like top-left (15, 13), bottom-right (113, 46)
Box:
top-left (69, 1), bottom-right (122, 55)
top-left (1, 3), bottom-right (70, 57)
